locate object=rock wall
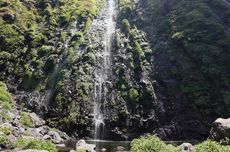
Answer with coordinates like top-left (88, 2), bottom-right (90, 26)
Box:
top-left (1, 0), bottom-right (230, 141)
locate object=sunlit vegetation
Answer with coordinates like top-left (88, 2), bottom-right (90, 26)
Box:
top-left (0, 81), bottom-right (13, 110)
top-left (14, 137), bottom-right (57, 152)
top-left (131, 136), bottom-right (230, 152)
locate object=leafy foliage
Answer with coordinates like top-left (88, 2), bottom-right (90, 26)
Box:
top-left (195, 140), bottom-right (230, 152)
top-left (131, 136), bottom-right (179, 152)
top-left (131, 136), bottom-right (230, 152)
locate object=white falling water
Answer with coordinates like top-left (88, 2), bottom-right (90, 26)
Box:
top-left (93, 0), bottom-right (117, 139)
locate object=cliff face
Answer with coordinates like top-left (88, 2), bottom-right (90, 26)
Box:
top-left (131, 0), bottom-right (230, 139)
top-left (0, 0), bottom-right (230, 141)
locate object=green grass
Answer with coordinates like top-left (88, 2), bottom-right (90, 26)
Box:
top-left (14, 137), bottom-right (57, 152)
top-left (19, 112), bottom-right (34, 128)
top-left (0, 81), bottom-right (13, 110)
top-left (131, 136), bottom-right (179, 152)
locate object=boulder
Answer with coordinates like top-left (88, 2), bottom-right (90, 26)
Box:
top-left (47, 130), bottom-right (63, 144)
top-left (209, 118), bottom-right (230, 141)
top-left (56, 144), bottom-right (72, 152)
top-left (29, 113), bottom-right (45, 127)
top-left (117, 146), bottom-right (125, 151)
top-left (180, 143), bottom-right (195, 152)
top-left (76, 140), bottom-right (96, 152)
top-left (7, 134), bottom-right (17, 144)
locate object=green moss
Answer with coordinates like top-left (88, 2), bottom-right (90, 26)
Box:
top-left (20, 112), bottom-right (33, 128)
top-left (0, 112), bottom-right (11, 121)
top-left (128, 88), bottom-right (139, 103)
top-left (122, 19), bottom-right (131, 34)
top-left (14, 137), bottom-right (57, 152)
top-left (70, 32), bottom-right (84, 48)
top-left (83, 17), bottom-right (93, 33)
top-left (135, 41), bottom-right (143, 58)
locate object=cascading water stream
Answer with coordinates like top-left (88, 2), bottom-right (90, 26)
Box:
top-left (93, 0), bottom-right (117, 139)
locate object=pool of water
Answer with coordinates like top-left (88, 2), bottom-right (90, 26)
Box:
top-left (86, 140), bottom-right (131, 152)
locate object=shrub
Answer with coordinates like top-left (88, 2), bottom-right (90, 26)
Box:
top-left (195, 140), bottom-right (230, 152)
top-left (0, 135), bottom-right (9, 147)
top-left (20, 112), bottom-right (34, 128)
top-left (0, 81), bottom-right (13, 110)
top-left (14, 137), bottom-right (57, 152)
top-left (131, 136), bottom-right (179, 152)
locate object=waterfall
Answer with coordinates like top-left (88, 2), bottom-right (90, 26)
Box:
top-left (93, 0), bottom-right (117, 139)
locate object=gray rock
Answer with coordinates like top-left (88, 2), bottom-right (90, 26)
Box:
top-left (7, 134), bottom-right (17, 144)
top-left (29, 113), bottom-right (45, 127)
top-left (18, 126), bottom-right (26, 134)
top-left (180, 143), bottom-right (195, 152)
top-left (38, 126), bottom-right (50, 135)
top-left (56, 144), bottom-right (72, 152)
top-left (117, 146), bottom-right (125, 151)
top-left (55, 129), bottom-right (70, 140)
top-left (48, 130), bottom-right (63, 144)
top-left (43, 135), bottom-right (51, 140)
top-left (209, 118), bottom-right (230, 141)
top-left (26, 128), bottom-right (41, 137)
top-left (76, 140), bottom-right (96, 152)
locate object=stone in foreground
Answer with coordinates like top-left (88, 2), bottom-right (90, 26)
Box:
top-left (209, 118), bottom-right (230, 141)
top-left (76, 140), bottom-right (96, 152)
top-left (180, 143), bottom-right (195, 152)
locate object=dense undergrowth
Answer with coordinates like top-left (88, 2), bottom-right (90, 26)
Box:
top-left (131, 136), bottom-right (230, 152)
top-left (14, 137), bottom-right (57, 152)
